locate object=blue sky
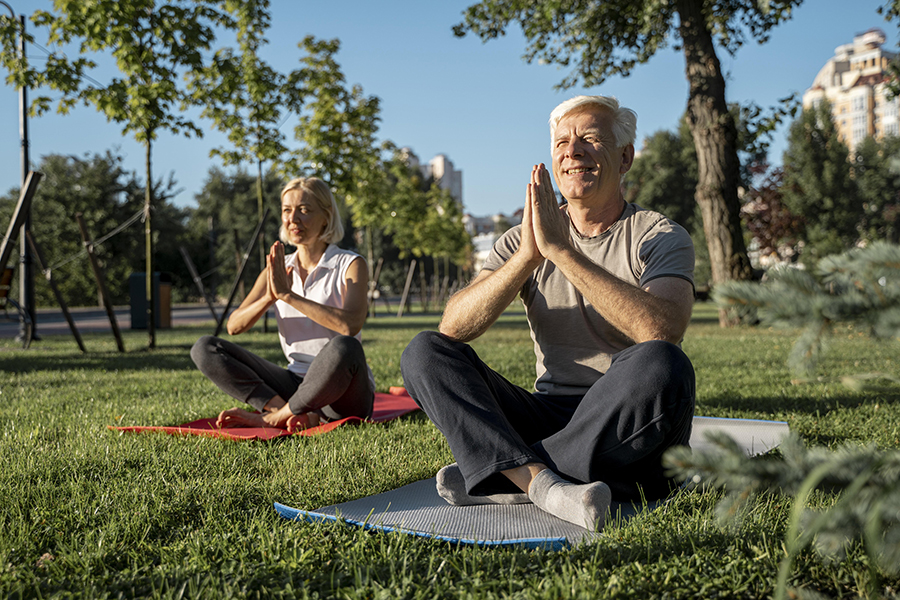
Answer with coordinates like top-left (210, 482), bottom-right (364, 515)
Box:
top-left (0, 0), bottom-right (895, 218)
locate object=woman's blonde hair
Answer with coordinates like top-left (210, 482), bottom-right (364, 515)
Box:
top-left (278, 177), bottom-right (344, 245)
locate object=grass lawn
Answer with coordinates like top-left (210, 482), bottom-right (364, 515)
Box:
top-left (1, 302), bottom-right (898, 598)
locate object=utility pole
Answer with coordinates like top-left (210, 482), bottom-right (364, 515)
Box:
top-left (1, 2), bottom-right (35, 343)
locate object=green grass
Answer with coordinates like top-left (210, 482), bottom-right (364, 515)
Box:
top-left (1, 302), bottom-right (899, 598)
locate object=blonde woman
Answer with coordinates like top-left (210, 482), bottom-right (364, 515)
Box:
top-left (191, 177), bottom-right (374, 431)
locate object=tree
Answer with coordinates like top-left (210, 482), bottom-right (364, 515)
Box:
top-left (713, 241), bottom-right (900, 379)
top-left (675, 241), bottom-right (900, 600)
top-left (453, 0), bottom-right (802, 324)
top-left (189, 0), bottom-right (289, 282)
top-left (624, 123), bottom-right (698, 233)
top-left (740, 168), bottom-right (804, 266)
top-left (782, 100), bottom-right (861, 264)
top-left (853, 135), bottom-right (900, 244)
top-left (284, 36), bottom-right (381, 248)
top-left (188, 166), bottom-right (283, 300)
top-left (415, 184), bottom-right (472, 269)
top-left (625, 120), bottom-right (711, 286)
top-left (0, 151), bottom-right (190, 307)
top-left (0, 0), bottom-right (235, 347)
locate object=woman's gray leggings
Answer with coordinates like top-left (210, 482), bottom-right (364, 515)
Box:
top-left (190, 334), bottom-right (374, 422)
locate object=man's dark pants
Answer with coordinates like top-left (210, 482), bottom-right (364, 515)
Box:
top-left (401, 331), bottom-right (695, 501)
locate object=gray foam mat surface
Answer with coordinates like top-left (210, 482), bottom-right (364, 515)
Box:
top-left (275, 416), bottom-right (790, 549)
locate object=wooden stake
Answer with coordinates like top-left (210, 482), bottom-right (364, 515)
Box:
top-left (0, 171), bottom-right (42, 274)
top-left (26, 231), bottom-right (86, 353)
top-left (75, 213), bottom-right (125, 352)
top-left (397, 259), bottom-right (416, 318)
top-left (215, 208), bottom-right (270, 337)
top-left (179, 245), bottom-right (219, 322)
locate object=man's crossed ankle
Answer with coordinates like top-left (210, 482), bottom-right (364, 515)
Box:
top-left (435, 463), bottom-right (611, 531)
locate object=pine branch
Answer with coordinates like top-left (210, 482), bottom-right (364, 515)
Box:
top-left (713, 242), bottom-right (900, 378)
top-left (665, 434), bottom-right (900, 598)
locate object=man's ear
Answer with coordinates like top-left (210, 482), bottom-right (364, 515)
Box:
top-left (619, 144), bottom-right (635, 174)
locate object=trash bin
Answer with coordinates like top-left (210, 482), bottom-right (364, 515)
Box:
top-left (129, 272), bottom-right (172, 329)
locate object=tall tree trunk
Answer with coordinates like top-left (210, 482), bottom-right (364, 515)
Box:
top-left (145, 137), bottom-right (156, 348)
top-left (675, 0), bottom-right (753, 326)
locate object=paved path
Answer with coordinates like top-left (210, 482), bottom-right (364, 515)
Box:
top-left (0, 303), bottom-right (240, 340)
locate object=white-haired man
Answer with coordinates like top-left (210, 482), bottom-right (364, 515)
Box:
top-left (401, 96), bottom-right (696, 530)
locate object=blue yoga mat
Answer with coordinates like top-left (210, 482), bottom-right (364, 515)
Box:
top-left (275, 416), bottom-right (789, 549)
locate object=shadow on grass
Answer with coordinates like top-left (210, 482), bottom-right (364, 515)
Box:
top-left (702, 390), bottom-right (898, 416)
top-left (0, 336), bottom-right (288, 374)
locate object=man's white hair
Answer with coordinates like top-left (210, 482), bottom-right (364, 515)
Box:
top-left (549, 96), bottom-right (637, 148)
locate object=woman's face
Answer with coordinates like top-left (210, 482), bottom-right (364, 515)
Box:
top-left (281, 190), bottom-right (329, 248)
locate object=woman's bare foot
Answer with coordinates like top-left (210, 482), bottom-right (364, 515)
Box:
top-left (216, 405), bottom-right (320, 432)
top-left (216, 407), bottom-right (268, 429)
top-left (285, 412), bottom-right (320, 433)
top-left (261, 396), bottom-right (287, 413)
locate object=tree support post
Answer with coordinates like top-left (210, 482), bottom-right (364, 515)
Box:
top-left (179, 245), bottom-right (219, 322)
top-left (0, 171), bottom-right (41, 275)
top-left (397, 259), bottom-right (416, 318)
top-left (367, 256), bottom-right (383, 317)
top-left (214, 208), bottom-right (270, 337)
top-left (75, 213), bottom-right (124, 352)
top-left (26, 231), bottom-right (86, 353)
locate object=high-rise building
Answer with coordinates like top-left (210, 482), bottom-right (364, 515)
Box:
top-left (399, 148), bottom-right (464, 205)
top-left (427, 154), bottom-right (463, 205)
top-left (803, 28), bottom-right (899, 151)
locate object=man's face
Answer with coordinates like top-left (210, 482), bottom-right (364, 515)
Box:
top-left (551, 107), bottom-right (631, 207)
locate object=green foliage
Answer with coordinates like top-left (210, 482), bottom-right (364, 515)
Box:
top-left (0, 152), bottom-right (191, 306)
top-left (190, 0), bottom-right (288, 167)
top-left (625, 120), bottom-right (698, 232)
top-left (624, 118), bottom-right (710, 285)
top-left (285, 36), bottom-right (381, 210)
top-left (782, 101), bottom-right (862, 263)
top-left (853, 135), bottom-right (900, 244)
top-left (735, 95), bottom-right (801, 176)
top-left (453, 0), bottom-right (802, 89)
top-left (188, 167), bottom-right (283, 299)
top-left (1, 0), bottom-right (240, 346)
top-left (665, 433), bottom-right (900, 600)
top-left (714, 241), bottom-right (900, 379)
top-left (19, 0), bottom-right (234, 141)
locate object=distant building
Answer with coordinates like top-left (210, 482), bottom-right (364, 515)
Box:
top-left (399, 147), bottom-right (527, 271)
top-left (427, 154), bottom-right (463, 205)
top-left (401, 148), bottom-right (464, 205)
top-left (464, 209), bottom-right (523, 272)
top-left (803, 28), bottom-right (900, 151)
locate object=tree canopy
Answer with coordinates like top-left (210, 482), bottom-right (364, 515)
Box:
top-left (0, 0), bottom-right (238, 346)
top-left (782, 100), bottom-right (861, 263)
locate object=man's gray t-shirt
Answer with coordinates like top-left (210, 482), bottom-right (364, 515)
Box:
top-left (482, 203), bottom-right (694, 396)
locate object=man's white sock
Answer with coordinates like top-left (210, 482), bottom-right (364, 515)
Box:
top-left (527, 469), bottom-right (611, 531)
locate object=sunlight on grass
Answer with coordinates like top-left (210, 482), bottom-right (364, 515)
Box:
top-left (0, 302), bottom-right (898, 598)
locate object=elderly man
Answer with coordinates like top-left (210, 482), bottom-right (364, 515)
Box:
top-left (401, 95), bottom-right (696, 530)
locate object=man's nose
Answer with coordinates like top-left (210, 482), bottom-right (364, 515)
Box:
top-left (564, 139), bottom-right (584, 157)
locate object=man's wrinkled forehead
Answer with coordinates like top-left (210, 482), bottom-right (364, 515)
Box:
top-left (551, 106), bottom-right (614, 142)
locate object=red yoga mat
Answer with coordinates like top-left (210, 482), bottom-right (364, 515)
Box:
top-left (109, 387), bottom-right (418, 441)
